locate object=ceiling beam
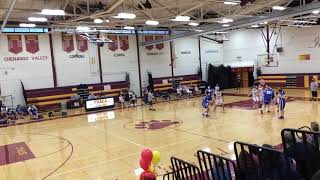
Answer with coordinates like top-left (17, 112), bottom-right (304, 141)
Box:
top-left (1, 0), bottom-right (17, 33)
top-left (66, 0), bottom-right (125, 22)
top-left (141, 1), bottom-right (320, 45)
top-left (177, 3), bottom-right (204, 16)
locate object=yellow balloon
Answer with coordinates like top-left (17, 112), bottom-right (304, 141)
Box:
top-left (152, 151), bottom-right (161, 165)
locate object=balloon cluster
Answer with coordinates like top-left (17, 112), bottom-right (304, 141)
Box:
top-left (139, 149), bottom-right (161, 180)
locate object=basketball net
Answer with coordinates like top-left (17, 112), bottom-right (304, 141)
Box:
top-left (89, 43), bottom-right (98, 74)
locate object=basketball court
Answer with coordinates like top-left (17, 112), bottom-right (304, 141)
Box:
top-left (1, 0), bottom-right (320, 179)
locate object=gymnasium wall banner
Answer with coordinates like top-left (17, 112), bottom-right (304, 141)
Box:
top-left (7, 35), bottom-right (23, 54)
top-left (108, 35), bottom-right (118, 51)
top-left (119, 36), bottom-right (129, 51)
top-left (25, 35), bottom-right (39, 54)
top-left (85, 97), bottom-right (115, 111)
top-left (76, 35), bottom-right (88, 52)
top-left (155, 36), bottom-right (164, 50)
top-left (299, 54), bottom-right (311, 61)
top-left (61, 33), bottom-right (74, 53)
top-left (145, 36), bottom-right (154, 51)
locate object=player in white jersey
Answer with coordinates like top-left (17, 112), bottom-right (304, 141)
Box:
top-left (258, 85), bottom-right (264, 105)
top-left (249, 86), bottom-right (259, 109)
top-left (119, 95), bottom-right (125, 109)
top-left (214, 90), bottom-right (224, 112)
top-left (214, 84), bottom-right (220, 96)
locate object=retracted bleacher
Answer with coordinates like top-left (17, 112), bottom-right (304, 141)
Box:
top-left (24, 81), bottom-right (128, 111)
top-left (153, 74), bottom-right (201, 93)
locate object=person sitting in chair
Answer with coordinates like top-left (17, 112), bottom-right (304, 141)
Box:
top-left (28, 105), bottom-right (39, 120)
top-left (88, 93), bottom-right (96, 100)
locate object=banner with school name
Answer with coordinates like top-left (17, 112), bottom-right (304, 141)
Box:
top-left (7, 35), bottom-right (23, 54)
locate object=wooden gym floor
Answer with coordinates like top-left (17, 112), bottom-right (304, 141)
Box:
top-left (0, 88), bottom-right (318, 180)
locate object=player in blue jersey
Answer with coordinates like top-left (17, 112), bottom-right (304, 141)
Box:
top-left (261, 85), bottom-right (274, 114)
top-left (276, 88), bottom-right (286, 119)
top-left (202, 93), bottom-right (211, 116)
top-left (206, 86), bottom-right (213, 102)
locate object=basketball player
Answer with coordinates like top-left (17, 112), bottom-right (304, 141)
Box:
top-left (6, 108), bottom-right (16, 123)
top-left (175, 85), bottom-right (182, 98)
top-left (276, 88), bottom-right (286, 119)
top-left (206, 86), bottom-right (213, 102)
top-left (214, 90), bottom-right (225, 112)
top-left (261, 85), bottom-right (274, 114)
top-left (16, 104), bottom-right (23, 119)
top-left (0, 105), bottom-right (8, 117)
top-left (202, 93), bottom-right (211, 116)
top-left (148, 91), bottom-right (155, 111)
top-left (214, 84), bottom-right (220, 96)
top-left (119, 94), bottom-right (125, 109)
top-left (258, 85), bottom-right (264, 106)
top-left (28, 105), bottom-right (38, 119)
top-left (249, 86), bottom-right (259, 109)
top-left (129, 91), bottom-right (137, 107)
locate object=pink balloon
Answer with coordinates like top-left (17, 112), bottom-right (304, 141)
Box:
top-left (141, 149), bottom-right (153, 162)
top-left (140, 159), bottom-right (151, 171)
top-left (140, 171), bottom-right (156, 180)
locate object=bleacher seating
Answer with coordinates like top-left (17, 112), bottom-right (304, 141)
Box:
top-left (163, 157), bottom-right (202, 180)
top-left (153, 74), bottom-right (201, 93)
top-left (197, 150), bottom-right (237, 180)
top-left (24, 81), bottom-right (128, 111)
top-left (163, 128), bottom-right (320, 180)
top-left (281, 128), bottom-right (320, 179)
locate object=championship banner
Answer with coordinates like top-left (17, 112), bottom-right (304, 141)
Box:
top-left (7, 35), bottom-right (22, 54)
top-left (76, 35), bottom-right (88, 52)
top-left (155, 36), bottom-right (164, 50)
top-left (145, 36), bottom-right (154, 51)
top-left (61, 33), bottom-right (74, 53)
top-left (108, 35), bottom-right (118, 51)
top-left (25, 35), bottom-right (39, 54)
top-left (119, 36), bottom-right (129, 51)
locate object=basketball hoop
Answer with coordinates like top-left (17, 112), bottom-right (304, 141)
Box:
top-left (257, 53), bottom-right (278, 68)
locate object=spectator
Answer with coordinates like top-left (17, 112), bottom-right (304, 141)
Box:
top-left (238, 150), bottom-right (258, 180)
top-left (310, 79), bottom-right (318, 101)
top-left (88, 93), bottom-right (96, 100)
top-left (284, 132), bottom-right (320, 179)
top-left (260, 144), bottom-right (301, 180)
top-left (211, 159), bottom-right (232, 180)
top-left (236, 75), bottom-right (241, 91)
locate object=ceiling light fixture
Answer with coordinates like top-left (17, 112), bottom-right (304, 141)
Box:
top-left (28, 17), bottom-right (47, 22)
top-left (20, 23), bottom-right (36, 27)
top-left (251, 24), bottom-right (260, 28)
top-left (172, 15), bottom-right (190, 22)
top-left (113, 13), bottom-right (136, 19)
top-left (145, 20), bottom-right (159, 26)
top-left (188, 22), bottom-right (199, 26)
top-left (272, 6), bottom-right (286, 11)
top-left (94, 19), bottom-right (103, 23)
top-left (312, 10), bottom-right (320, 14)
top-left (222, 24), bottom-right (230, 27)
top-left (224, 1), bottom-right (239, 5)
top-left (105, 20), bottom-right (110, 23)
top-left (76, 26), bottom-right (90, 31)
top-left (123, 26), bottom-right (135, 30)
top-left (41, 9), bottom-right (65, 15)
top-left (218, 18), bottom-right (234, 24)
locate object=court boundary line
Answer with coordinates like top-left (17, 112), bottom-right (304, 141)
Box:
top-left (0, 93), bottom-right (312, 129)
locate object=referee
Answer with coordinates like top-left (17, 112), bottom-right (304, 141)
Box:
top-left (310, 79), bottom-right (318, 101)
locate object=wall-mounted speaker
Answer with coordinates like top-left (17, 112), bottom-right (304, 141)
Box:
top-left (276, 47), bottom-right (283, 52)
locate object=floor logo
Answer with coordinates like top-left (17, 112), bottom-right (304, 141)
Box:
top-left (125, 120), bottom-right (182, 130)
